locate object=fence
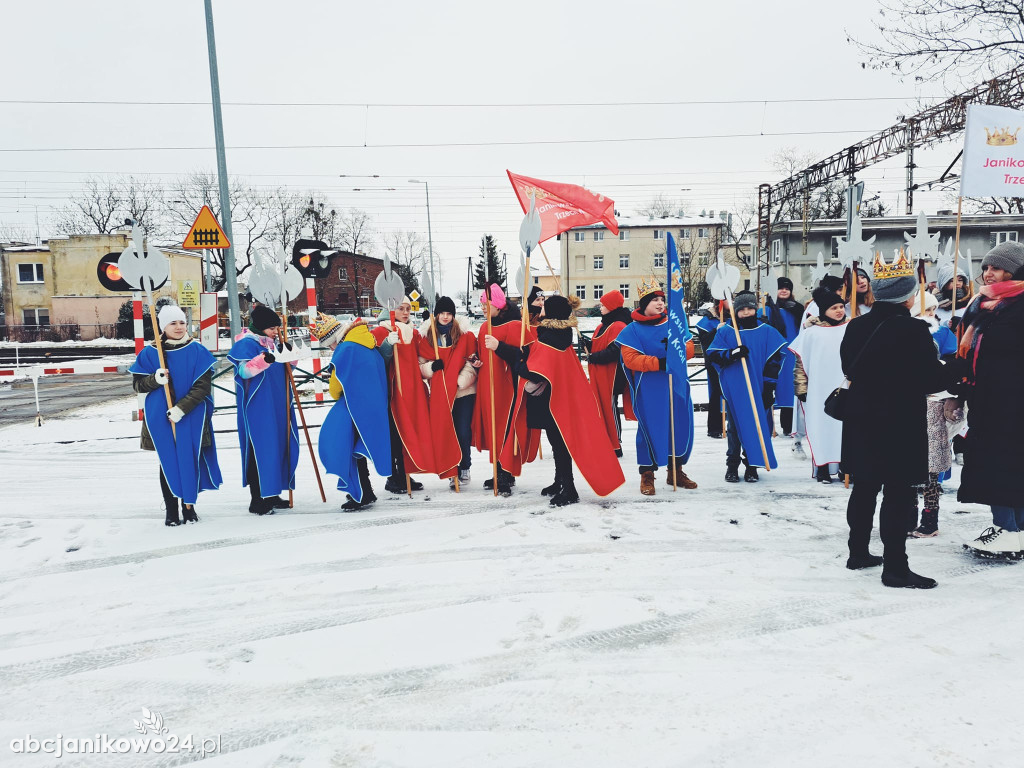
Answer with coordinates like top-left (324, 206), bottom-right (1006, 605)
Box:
top-left (0, 323), bottom-right (120, 343)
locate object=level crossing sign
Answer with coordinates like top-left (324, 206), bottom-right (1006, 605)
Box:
top-left (182, 205), bottom-right (231, 250)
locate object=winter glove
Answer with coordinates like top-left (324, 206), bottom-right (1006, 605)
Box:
top-left (386, 331), bottom-right (400, 346)
top-left (154, 368), bottom-right (169, 386)
top-left (581, 335), bottom-right (593, 351)
top-left (658, 357), bottom-right (668, 371)
top-left (763, 383), bottom-right (776, 406)
top-left (796, 392), bottom-right (807, 403)
top-left (948, 315), bottom-right (962, 332)
top-left (728, 345), bottom-right (749, 362)
top-left (167, 405), bottom-right (185, 423)
top-left (431, 359), bottom-right (444, 372)
top-left (261, 350), bottom-right (276, 365)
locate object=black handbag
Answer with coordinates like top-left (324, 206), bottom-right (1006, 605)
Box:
top-left (823, 318), bottom-right (893, 422)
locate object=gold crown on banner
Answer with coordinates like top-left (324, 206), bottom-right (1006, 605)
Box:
top-left (638, 277), bottom-right (663, 300)
top-left (872, 250), bottom-right (914, 280)
top-left (310, 311), bottom-right (341, 341)
top-left (985, 127), bottom-right (1020, 146)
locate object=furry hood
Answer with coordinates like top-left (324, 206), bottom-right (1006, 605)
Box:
top-left (538, 315), bottom-right (578, 330)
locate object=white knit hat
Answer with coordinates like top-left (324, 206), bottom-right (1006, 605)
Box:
top-left (157, 304), bottom-right (187, 330)
top-left (910, 291), bottom-right (938, 317)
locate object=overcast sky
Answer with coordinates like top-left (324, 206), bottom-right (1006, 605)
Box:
top-left (0, 0), bottom-right (973, 296)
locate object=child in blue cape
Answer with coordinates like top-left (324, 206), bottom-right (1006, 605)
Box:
top-left (130, 304), bottom-right (222, 526)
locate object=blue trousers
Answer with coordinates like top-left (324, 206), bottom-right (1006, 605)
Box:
top-left (452, 394), bottom-right (475, 471)
top-left (991, 506), bottom-right (1024, 532)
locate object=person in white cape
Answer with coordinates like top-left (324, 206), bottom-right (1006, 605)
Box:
top-left (790, 286), bottom-right (849, 483)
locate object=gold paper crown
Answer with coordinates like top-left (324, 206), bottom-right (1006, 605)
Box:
top-left (986, 127), bottom-right (1020, 146)
top-left (310, 311), bottom-right (342, 342)
top-left (638, 277), bottom-right (663, 300)
top-left (872, 250), bottom-right (914, 280)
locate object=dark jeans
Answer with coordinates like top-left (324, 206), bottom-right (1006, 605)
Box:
top-left (159, 468), bottom-right (177, 508)
top-left (389, 411), bottom-right (406, 477)
top-left (706, 368), bottom-right (724, 436)
top-left (453, 394), bottom-right (475, 471)
top-left (246, 441), bottom-right (262, 502)
top-left (778, 407), bottom-right (793, 435)
top-left (547, 425), bottom-right (573, 482)
top-left (725, 406), bottom-right (748, 469)
top-left (847, 476), bottom-right (912, 572)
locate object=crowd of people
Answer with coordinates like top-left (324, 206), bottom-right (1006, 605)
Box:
top-left (130, 240), bottom-right (1024, 590)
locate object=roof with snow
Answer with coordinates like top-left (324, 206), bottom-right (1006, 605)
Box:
top-left (572, 215), bottom-right (726, 230)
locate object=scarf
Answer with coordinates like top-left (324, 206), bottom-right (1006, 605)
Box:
top-left (957, 280), bottom-right (1024, 373)
top-left (631, 309), bottom-right (667, 324)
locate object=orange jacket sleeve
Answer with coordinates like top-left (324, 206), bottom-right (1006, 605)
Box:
top-left (621, 345), bottom-right (661, 373)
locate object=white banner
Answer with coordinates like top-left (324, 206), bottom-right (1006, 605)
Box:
top-left (960, 103), bottom-right (1024, 197)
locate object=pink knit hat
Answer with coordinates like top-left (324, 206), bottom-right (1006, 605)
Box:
top-left (479, 283), bottom-right (507, 309)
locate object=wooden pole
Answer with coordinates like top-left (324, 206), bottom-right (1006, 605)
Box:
top-left (537, 243), bottom-right (562, 293)
top-left (725, 290), bottom-right (771, 470)
top-left (285, 365), bottom-right (326, 502)
top-left (950, 196), bottom-right (964, 327)
top-left (429, 314), bottom-right (459, 493)
top-left (850, 261), bottom-right (858, 318)
top-left (148, 299), bottom-right (176, 441)
top-left (718, 301), bottom-right (726, 438)
top-left (669, 372), bottom-right (677, 492)
top-left (915, 247), bottom-right (926, 315)
top-left (389, 307), bottom-right (413, 499)
top-left (280, 305), bottom-right (293, 508)
top-left (486, 295), bottom-right (499, 496)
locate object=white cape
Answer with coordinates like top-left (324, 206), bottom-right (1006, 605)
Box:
top-left (789, 322), bottom-right (849, 467)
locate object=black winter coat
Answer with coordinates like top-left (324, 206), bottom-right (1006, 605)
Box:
top-left (958, 292), bottom-right (1024, 507)
top-left (495, 325), bottom-right (574, 430)
top-left (840, 301), bottom-right (950, 485)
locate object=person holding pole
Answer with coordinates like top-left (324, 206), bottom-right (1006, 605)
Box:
top-left (130, 304), bottom-right (222, 526)
top-left (227, 304), bottom-right (301, 515)
top-left (706, 291), bottom-right (786, 483)
top-left (616, 278), bottom-right (697, 496)
top-left (314, 314), bottom-right (392, 511)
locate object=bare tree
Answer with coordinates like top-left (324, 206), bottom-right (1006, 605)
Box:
top-left (52, 176), bottom-right (164, 236)
top-left (383, 230), bottom-right (428, 293)
top-left (638, 193), bottom-right (684, 218)
top-left (851, 0), bottom-right (1024, 83)
top-left (300, 196), bottom-right (342, 244)
top-left (0, 223), bottom-right (35, 242)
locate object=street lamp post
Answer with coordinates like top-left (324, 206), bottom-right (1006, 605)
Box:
top-left (408, 179), bottom-right (436, 296)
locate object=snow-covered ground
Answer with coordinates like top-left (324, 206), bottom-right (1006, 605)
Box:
top-left (1, 393), bottom-right (1021, 767)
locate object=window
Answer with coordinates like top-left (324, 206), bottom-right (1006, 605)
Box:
top-left (619, 284), bottom-right (630, 299)
top-left (619, 254), bottom-right (630, 269)
top-left (574, 231), bottom-right (586, 242)
top-left (593, 284), bottom-right (604, 300)
top-left (593, 255), bottom-right (604, 270)
top-left (22, 308), bottom-right (49, 326)
top-left (338, 267), bottom-right (348, 281)
top-left (17, 263), bottom-right (44, 283)
top-left (619, 230), bottom-right (630, 241)
top-left (771, 239), bottom-right (783, 265)
top-left (594, 231), bottom-right (605, 241)
top-left (653, 229), bottom-right (663, 240)
top-left (679, 228), bottom-right (689, 240)
top-left (697, 227), bottom-right (709, 239)
top-left (575, 284), bottom-right (586, 300)
top-left (653, 253), bottom-right (666, 268)
top-left (575, 255), bottom-right (586, 272)
top-left (994, 231), bottom-right (1019, 244)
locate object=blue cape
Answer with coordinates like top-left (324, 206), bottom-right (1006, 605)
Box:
top-left (319, 341), bottom-right (392, 501)
top-left (760, 304), bottom-right (801, 407)
top-left (129, 340), bottom-right (222, 504)
top-left (708, 322), bottom-right (786, 469)
top-left (616, 318), bottom-right (694, 467)
top-left (932, 324), bottom-right (957, 357)
top-left (227, 334), bottom-right (299, 497)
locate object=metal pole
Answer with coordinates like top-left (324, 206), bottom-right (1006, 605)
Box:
top-left (424, 181), bottom-right (436, 291)
top-left (203, 0), bottom-right (240, 340)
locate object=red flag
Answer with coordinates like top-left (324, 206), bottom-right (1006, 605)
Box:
top-left (507, 170), bottom-right (619, 242)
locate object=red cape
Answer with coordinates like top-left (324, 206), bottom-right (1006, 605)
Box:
top-left (472, 318), bottom-right (536, 465)
top-left (588, 319), bottom-right (635, 451)
top-left (416, 329), bottom-right (475, 479)
top-left (528, 341), bottom-right (625, 497)
top-left (385, 329), bottom-right (436, 474)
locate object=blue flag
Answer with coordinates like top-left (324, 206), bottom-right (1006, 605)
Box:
top-left (666, 233), bottom-right (691, 398)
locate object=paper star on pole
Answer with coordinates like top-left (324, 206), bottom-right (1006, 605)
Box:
top-left (903, 210), bottom-right (940, 264)
top-left (837, 215), bottom-right (876, 270)
top-left (809, 252), bottom-right (830, 284)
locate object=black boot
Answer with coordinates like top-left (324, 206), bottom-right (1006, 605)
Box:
top-left (358, 457), bottom-right (377, 507)
top-left (725, 465), bottom-right (741, 483)
top-left (744, 466), bottom-right (759, 483)
top-left (269, 496), bottom-right (291, 510)
top-left (881, 569), bottom-right (937, 589)
top-left (484, 468), bottom-right (516, 490)
top-left (550, 475), bottom-right (579, 507)
top-left (541, 473), bottom-right (562, 497)
top-left (816, 466), bottom-right (832, 484)
top-left (249, 498), bottom-right (275, 515)
top-left (408, 478), bottom-right (424, 491)
top-left (181, 504), bottom-right (199, 524)
top-left (911, 509), bottom-right (939, 538)
top-left (341, 495), bottom-right (365, 511)
top-left (846, 553), bottom-right (884, 570)
top-left (164, 497), bottom-right (181, 527)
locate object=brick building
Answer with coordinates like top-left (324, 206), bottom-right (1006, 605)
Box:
top-left (309, 251), bottom-right (385, 316)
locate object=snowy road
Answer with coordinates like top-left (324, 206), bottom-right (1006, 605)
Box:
top-left (1, 395), bottom-right (1021, 767)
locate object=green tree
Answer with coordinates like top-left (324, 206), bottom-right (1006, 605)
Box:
top-left (472, 235), bottom-right (506, 291)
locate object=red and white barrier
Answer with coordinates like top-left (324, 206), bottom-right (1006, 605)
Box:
top-left (133, 292), bottom-right (145, 420)
top-left (199, 291), bottom-right (219, 351)
top-left (306, 277), bottom-right (325, 403)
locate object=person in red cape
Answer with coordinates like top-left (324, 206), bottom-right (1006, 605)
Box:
top-left (473, 283), bottom-right (532, 496)
top-left (418, 296), bottom-right (480, 490)
top-left (377, 296), bottom-right (430, 494)
top-left (525, 285), bottom-right (546, 327)
top-left (582, 289), bottom-right (635, 457)
top-left (491, 295), bottom-right (625, 506)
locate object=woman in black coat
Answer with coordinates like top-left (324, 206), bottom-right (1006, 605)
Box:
top-left (840, 271), bottom-right (951, 589)
top-left (957, 242), bottom-right (1024, 557)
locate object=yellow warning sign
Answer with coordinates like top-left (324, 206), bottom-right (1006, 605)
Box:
top-left (182, 205), bottom-right (231, 250)
top-left (410, 301), bottom-right (420, 312)
top-left (178, 280), bottom-right (200, 308)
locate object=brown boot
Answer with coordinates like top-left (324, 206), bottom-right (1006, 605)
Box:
top-left (666, 462), bottom-right (698, 489)
top-left (640, 471), bottom-right (656, 496)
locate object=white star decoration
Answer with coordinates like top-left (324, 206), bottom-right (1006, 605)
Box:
top-left (837, 216), bottom-right (876, 270)
top-left (903, 211), bottom-right (940, 264)
top-left (809, 252), bottom-right (830, 284)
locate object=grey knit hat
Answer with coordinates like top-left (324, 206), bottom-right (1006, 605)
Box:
top-left (870, 274), bottom-right (919, 304)
top-left (981, 241), bottom-right (1024, 275)
top-left (733, 291), bottom-right (758, 313)
top-left (936, 262), bottom-right (967, 292)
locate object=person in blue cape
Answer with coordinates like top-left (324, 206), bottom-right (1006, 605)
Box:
top-left (706, 290), bottom-right (786, 483)
top-left (313, 314), bottom-right (392, 511)
top-left (227, 305), bottom-right (301, 516)
top-left (616, 278), bottom-right (696, 497)
top-left (130, 304), bottom-right (222, 526)
top-left (760, 276), bottom-right (803, 436)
